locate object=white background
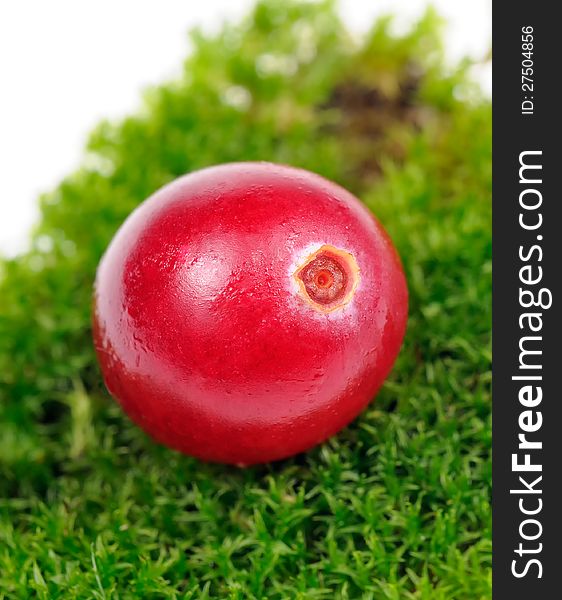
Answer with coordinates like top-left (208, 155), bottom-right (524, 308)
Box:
top-left (0, 0), bottom-right (491, 256)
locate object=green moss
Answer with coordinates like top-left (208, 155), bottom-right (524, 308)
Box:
top-left (0, 1), bottom-right (491, 597)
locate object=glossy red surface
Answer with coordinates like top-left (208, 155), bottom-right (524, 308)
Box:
top-left (93, 162), bottom-right (408, 465)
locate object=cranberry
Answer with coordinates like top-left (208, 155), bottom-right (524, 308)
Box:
top-left (93, 162), bottom-right (408, 465)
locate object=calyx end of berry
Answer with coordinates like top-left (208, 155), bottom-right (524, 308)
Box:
top-left (293, 245), bottom-right (360, 313)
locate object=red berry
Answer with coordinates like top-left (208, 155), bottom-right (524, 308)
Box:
top-left (92, 162), bottom-right (408, 465)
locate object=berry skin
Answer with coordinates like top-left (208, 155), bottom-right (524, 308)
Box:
top-left (93, 162), bottom-right (408, 465)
